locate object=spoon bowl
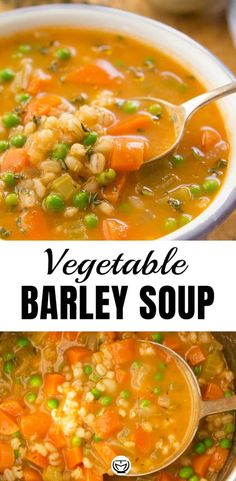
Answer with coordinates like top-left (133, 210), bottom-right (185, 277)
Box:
top-left (123, 341), bottom-right (236, 477)
top-left (131, 81), bottom-right (236, 165)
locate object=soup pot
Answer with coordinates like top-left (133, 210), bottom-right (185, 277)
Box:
top-left (0, 4), bottom-right (236, 240)
top-left (149, 0), bottom-right (226, 14)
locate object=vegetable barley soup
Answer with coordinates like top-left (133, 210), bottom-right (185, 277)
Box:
top-left (0, 332), bottom-right (234, 481)
top-left (0, 28), bottom-right (230, 240)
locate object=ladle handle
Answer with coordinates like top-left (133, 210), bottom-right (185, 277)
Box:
top-left (200, 394), bottom-right (236, 418)
top-left (183, 81), bottom-right (236, 119)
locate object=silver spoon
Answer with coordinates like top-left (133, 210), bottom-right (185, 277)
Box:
top-left (116, 341), bottom-right (236, 478)
top-left (132, 81), bottom-right (236, 165)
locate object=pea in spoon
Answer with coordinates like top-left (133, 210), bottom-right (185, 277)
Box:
top-left (115, 340), bottom-right (236, 478)
top-left (131, 81), bottom-right (236, 165)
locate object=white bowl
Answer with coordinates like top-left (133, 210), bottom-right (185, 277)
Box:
top-left (0, 4), bottom-right (236, 240)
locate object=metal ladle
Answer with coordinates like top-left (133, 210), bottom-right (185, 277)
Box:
top-left (121, 341), bottom-right (236, 477)
top-left (131, 81), bottom-right (236, 165)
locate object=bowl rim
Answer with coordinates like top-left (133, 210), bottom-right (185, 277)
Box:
top-left (0, 3), bottom-right (236, 241)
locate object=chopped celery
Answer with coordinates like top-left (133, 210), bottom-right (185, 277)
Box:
top-left (43, 466), bottom-right (63, 481)
top-left (50, 174), bottom-right (76, 201)
top-left (201, 351), bottom-right (224, 381)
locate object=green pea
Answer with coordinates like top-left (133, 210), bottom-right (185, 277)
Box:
top-left (83, 365), bottom-right (92, 375)
top-left (55, 48), bottom-right (72, 61)
top-left (4, 361), bottom-right (15, 374)
top-left (84, 213), bottom-right (99, 229)
top-left (224, 390), bottom-right (233, 398)
top-left (10, 134), bottom-right (27, 148)
top-left (193, 365), bottom-right (202, 376)
top-left (202, 177), bottom-right (220, 193)
top-left (45, 194), bottom-right (65, 212)
top-left (96, 168), bottom-right (117, 186)
top-left (172, 154), bottom-right (185, 167)
top-left (219, 438), bottom-right (232, 449)
top-left (190, 184), bottom-right (201, 197)
top-left (3, 352), bottom-right (14, 361)
top-left (0, 69), bottom-right (15, 83)
top-left (225, 423), bottom-right (235, 434)
top-left (71, 436), bottom-right (82, 447)
top-left (154, 386), bottom-right (162, 395)
top-left (83, 132), bottom-right (98, 146)
top-left (17, 336), bottom-right (30, 348)
top-left (140, 399), bottom-right (150, 408)
top-left (52, 143), bottom-right (69, 161)
top-left (73, 191), bottom-right (90, 210)
top-left (5, 193), bottom-right (19, 208)
top-left (25, 392), bottom-right (37, 404)
top-left (0, 140), bottom-right (9, 153)
top-left (131, 361), bottom-right (141, 369)
top-left (155, 372), bottom-right (164, 381)
top-left (179, 213), bottom-right (192, 226)
top-left (28, 374), bottom-right (42, 388)
top-left (15, 92), bottom-right (31, 104)
top-left (93, 434), bottom-right (102, 442)
top-left (148, 103), bottom-right (162, 116)
top-left (47, 398), bottom-right (59, 410)
top-left (100, 395), bottom-right (112, 406)
top-left (189, 476), bottom-right (199, 481)
top-left (164, 217), bottom-right (178, 231)
top-left (18, 44), bottom-right (32, 54)
top-left (2, 112), bottom-right (20, 129)
top-left (204, 438), bottom-right (214, 448)
top-left (159, 362), bottom-right (166, 370)
top-left (194, 442), bottom-right (206, 454)
top-left (91, 388), bottom-right (102, 400)
top-left (179, 467), bottom-right (194, 479)
top-left (151, 333), bottom-right (164, 344)
top-left (122, 100), bottom-right (139, 114)
top-left (120, 390), bottom-right (130, 400)
top-left (2, 172), bottom-right (15, 187)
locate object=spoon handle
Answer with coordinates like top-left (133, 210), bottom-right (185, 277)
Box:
top-left (200, 394), bottom-right (236, 419)
top-left (183, 81), bottom-right (236, 119)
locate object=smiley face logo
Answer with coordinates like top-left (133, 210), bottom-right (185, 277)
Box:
top-left (111, 456), bottom-right (131, 476)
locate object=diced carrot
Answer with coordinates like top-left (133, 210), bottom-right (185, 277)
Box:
top-left (163, 333), bottom-right (181, 352)
top-left (192, 454), bottom-right (211, 477)
top-left (107, 113), bottom-right (153, 136)
top-left (201, 127), bottom-right (221, 151)
top-left (22, 208), bottom-right (51, 240)
top-left (186, 345), bottom-right (206, 366)
top-left (27, 69), bottom-right (52, 95)
top-left (209, 447), bottom-right (229, 472)
top-left (94, 442), bottom-right (118, 465)
top-left (102, 218), bottom-right (128, 240)
top-left (93, 408), bottom-right (121, 439)
top-left (1, 148), bottom-right (30, 173)
top-left (64, 447), bottom-right (83, 469)
top-left (0, 443), bottom-right (14, 472)
top-left (20, 412), bottom-right (51, 438)
top-left (134, 426), bottom-right (153, 455)
top-left (47, 332), bottom-right (62, 342)
top-left (109, 338), bottom-right (136, 365)
top-left (24, 94), bottom-right (62, 123)
top-left (44, 373), bottom-right (65, 397)
top-left (156, 473), bottom-right (175, 481)
top-left (0, 410), bottom-right (18, 435)
top-left (110, 137), bottom-right (146, 171)
top-left (26, 452), bottom-right (48, 469)
top-left (23, 467), bottom-right (43, 481)
top-left (47, 424), bottom-right (67, 449)
top-left (0, 399), bottom-right (24, 417)
top-left (65, 60), bottom-right (123, 86)
top-left (83, 468), bottom-right (103, 481)
top-left (115, 366), bottom-right (129, 384)
top-left (203, 383), bottom-right (224, 401)
top-left (102, 173), bottom-right (127, 204)
top-left (65, 347), bottom-right (92, 366)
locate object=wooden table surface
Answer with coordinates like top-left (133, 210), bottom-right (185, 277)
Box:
top-left (0, 0), bottom-right (236, 239)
